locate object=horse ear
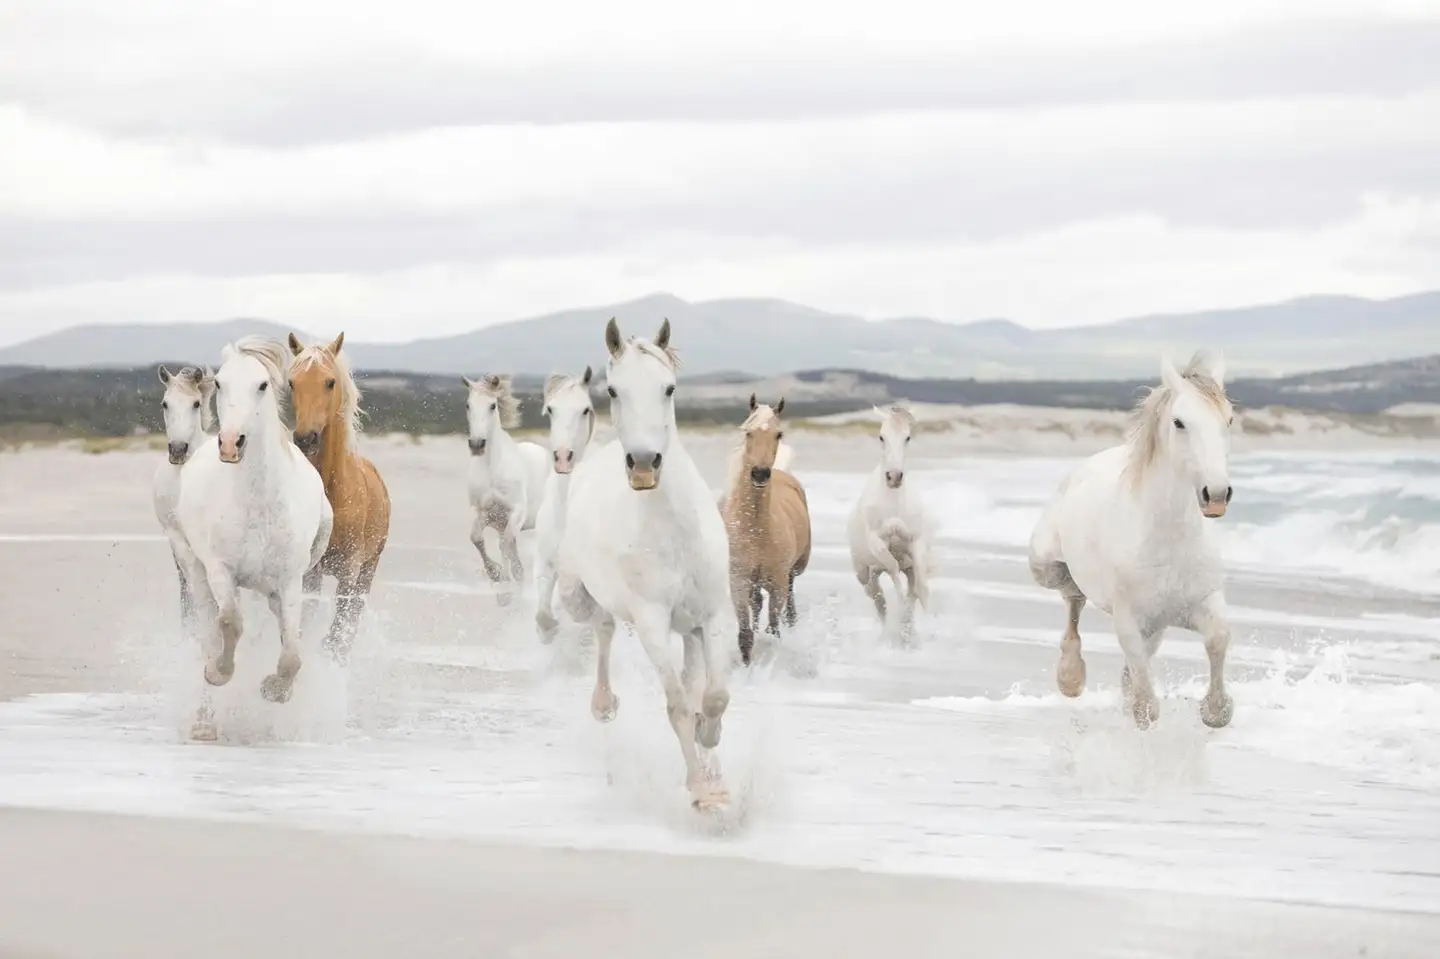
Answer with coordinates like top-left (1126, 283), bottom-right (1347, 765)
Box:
top-left (749, 393), bottom-right (758, 412)
top-left (287, 332), bottom-right (304, 356)
top-left (581, 365), bottom-right (593, 386)
top-left (200, 367), bottom-right (217, 394)
top-left (157, 365), bottom-right (172, 385)
top-left (775, 397), bottom-right (785, 416)
top-left (1186, 348), bottom-right (1225, 387)
top-left (182, 367), bottom-right (205, 386)
top-left (654, 317), bottom-right (671, 351)
top-left (605, 317), bottom-right (623, 358)
top-left (461, 376), bottom-right (475, 389)
top-left (1159, 352), bottom-right (1185, 393)
top-left (328, 332), bottom-right (345, 355)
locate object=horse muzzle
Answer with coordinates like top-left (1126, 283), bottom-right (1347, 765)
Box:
top-left (469, 438), bottom-right (487, 456)
top-left (553, 448), bottom-right (575, 474)
top-left (749, 466), bottom-right (771, 489)
top-left (625, 450), bottom-right (662, 491)
top-left (1198, 484), bottom-right (1232, 519)
top-left (167, 442), bottom-right (190, 465)
top-left (218, 432), bottom-right (247, 464)
top-left (292, 430), bottom-right (321, 456)
top-left (885, 470), bottom-right (905, 489)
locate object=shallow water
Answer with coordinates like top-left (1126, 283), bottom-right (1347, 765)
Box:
top-left (1, 444), bottom-right (1437, 915)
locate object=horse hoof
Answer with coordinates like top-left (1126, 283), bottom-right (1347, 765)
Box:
top-left (1132, 695), bottom-right (1160, 730)
top-left (189, 721), bottom-right (218, 742)
top-left (1201, 693), bottom-right (1234, 729)
top-left (591, 689), bottom-right (618, 723)
top-left (260, 675), bottom-right (294, 704)
top-left (496, 591), bottom-right (515, 608)
top-left (690, 784), bottom-right (730, 812)
top-left (1057, 655), bottom-right (1087, 698)
top-left (203, 660), bottom-right (234, 687)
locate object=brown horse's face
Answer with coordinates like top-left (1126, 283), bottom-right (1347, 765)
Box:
top-left (288, 351), bottom-right (339, 457)
top-left (741, 399), bottom-right (786, 488)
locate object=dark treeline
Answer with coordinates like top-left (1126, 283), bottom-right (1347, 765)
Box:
top-left (2, 356), bottom-right (1438, 439)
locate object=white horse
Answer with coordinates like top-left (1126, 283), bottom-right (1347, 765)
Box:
top-left (847, 403), bottom-right (932, 639)
top-left (172, 336), bottom-right (333, 737)
top-left (1028, 350), bottom-right (1236, 730)
top-left (152, 364), bottom-right (215, 642)
top-left (534, 365), bottom-right (598, 643)
top-left (558, 317), bottom-right (735, 811)
top-left (463, 373), bottom-right (549, 606)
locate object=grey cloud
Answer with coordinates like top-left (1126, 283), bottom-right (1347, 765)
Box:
top-left (6, 19), bottom-right (1440, 146)
top-left (2, 131), bottom-right (1438, 289)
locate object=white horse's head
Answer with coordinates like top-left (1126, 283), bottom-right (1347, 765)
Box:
top-left (874, 402), bottom-right (916, 489)
top-left (462, 374), bottom-right (521, 456)
top-left (1149, 349), bottom-right (1235, 518)
top-left (157, 365), bottom-right (214, 465)
top-left (604, 316), bottom-right (680, 491)
top-left (214, 336), bottom-right (290, 464)
top-left (542, 366), bottom-right (595, 474)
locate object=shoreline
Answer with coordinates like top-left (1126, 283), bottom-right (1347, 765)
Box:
top-left (1, 806), bottom-right (1434, 959)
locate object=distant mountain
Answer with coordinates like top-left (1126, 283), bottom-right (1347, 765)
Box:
top-left (1, 290), bottom-right (1436, 380)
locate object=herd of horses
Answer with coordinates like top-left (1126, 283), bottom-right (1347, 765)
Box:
top-left (151, 315), bottom-right (1240, 811)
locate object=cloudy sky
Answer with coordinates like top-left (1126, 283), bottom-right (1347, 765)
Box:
top-left (3, 0), bottom-right (1439, 346)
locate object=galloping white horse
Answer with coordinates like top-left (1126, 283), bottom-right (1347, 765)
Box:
top-left (464, 373), bottom-right (548, 606)
top-left (847, 403), bottom-right (932, 639)
top-left (152, 365), bottom-right (214, 642)
top-left (558, 317), bottom-right (735, 810)
top-left (173, 336), bottom-right (333, 737)
top-left (1028, 350), bottom-right (1236, 730)
top-left (534, 366), bottom-right (598, 643)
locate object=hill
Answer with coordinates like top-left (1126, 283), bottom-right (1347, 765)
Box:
top-left (1, 290), bottom-right (1436, 381)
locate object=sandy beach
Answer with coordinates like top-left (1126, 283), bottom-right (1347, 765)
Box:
top-left (2, 416), bottom-right (1439, 957)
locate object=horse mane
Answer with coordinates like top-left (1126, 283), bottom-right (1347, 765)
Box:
top-left (882, 403), bottom-right (916, 431)
top-left (293, 342), bottom-right (363, 440)
top-left (1124, 355), bottom-right (1233, 487)
top-left (226, 335), bottom-right (291, 417)
top-left (625, 338), bottom-right (682, 372)
top-left (474, 374), bottom-right (522, 430)
top-left (543, 371), bottom-right (596, 444)
top-left (168, 366), bottom-right (216, 431)
top-left (727, 404), bottom-right (782, 490)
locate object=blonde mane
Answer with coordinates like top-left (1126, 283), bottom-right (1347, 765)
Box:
top-left (293, 343), bottom-right (364, 440)
top-left (881, 403), bottom-right (916, 431)
top-left (543, 372), bottom-right (596, 444)
top-left (472, 374), bottom-right (522, 430)
top-left (623, 337), bottom-right (682, 372)
top-left (1124, 356), bottom-right (1233, 486)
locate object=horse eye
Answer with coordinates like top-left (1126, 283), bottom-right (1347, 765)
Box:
top-left (776, 431), bottom-right (784, 441)
top-left (258, 382), bottom-right (268, 393)
top-left (665, 384), bottom-right (676, 398)
top-left (192, 401), bottom-right (201, 410)
top-left (607, 387), bottom-right (617, 399)
top-left (1173, 418), bottom-right (1185, 430)
top-left (326, 379), bottom-right (336, 390)
top-left (583, 408), bottom-right (592, 416)
top-left (905, 436), bottom-right (911, 444)
top-left (490, 402), bottom-right (497, 411)
top-left (161, 401), bottom-right (169, 411)
top-left (544, 406), bottom-right (552, 417)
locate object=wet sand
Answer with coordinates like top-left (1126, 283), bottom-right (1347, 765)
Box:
top-left (1, 807), bottom-right (1435, 959)
top-left (1, 431), bottom-right (1438, 957)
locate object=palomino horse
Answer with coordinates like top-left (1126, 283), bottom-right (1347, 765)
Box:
top-left (286, 332), bottom-right (392, 659)
top-left (1029, 350), bottom-right (1237, 730)
top-left (847, 403), bottom-right (932, 642)
top-left (534, 365), bottom-right (597, 643)
top-left (557, 317), bottom-right (735, 811)
top-left (721, 394), bottom-right (812, 666)
top-left (152, 364), bottom-right (215, 643)
top-left (173, 336), bottom-right (332, 740)
top-left (464, 373), bottom-right (548, 606)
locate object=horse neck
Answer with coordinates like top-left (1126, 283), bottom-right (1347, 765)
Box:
top-left (1132, 449), bottom-right (1203, 530)
top-left (727, 465), bottom-right (771, 533)
top-left (487, 422), bottom-right (523, 469)
top-left (311, 409), bottom-right (355, 493)
top-left (236, 416), bottom-right (291, 495)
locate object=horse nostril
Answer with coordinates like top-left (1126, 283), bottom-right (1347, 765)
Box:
top-left (236, 435), bottom-right (247, 450)
top-left (625, 453), bottom-right (635, 470)
top-left (1201, 486), bottom-right (1210, 503)
top-left (652, 453), bottom-right (663, 469)
top-left (1225, 486), bottom-right (1234, 504)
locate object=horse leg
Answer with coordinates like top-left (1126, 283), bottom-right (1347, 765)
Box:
top-left (633, 608), bottom-right (722, 809)
top-left (898, 565), bottom-right (918, 643)
top-left (301, 564), bottom-right (325, 644)
top-left (734, 572), bottom-right (756, 666)
top-left (766, 571), bottom-right (789, 638)
top-left (181, 561), bottom-right (220, 741)
top-left (322, 559), bottom-right (369, 664)
top-left (859, 567), bottom-right (888, 622)
top-left (1185, 591), bottom-right (1235, 729)
top-left (535, 556), bottom-right (560, 644)
top-left (1058, 589), bottom-right (1088, 698)
top-left (262, 582), bottom-right (304, 704)
top-left (497, 529), bottom-right (523, 608)
top-left (684, 628), bottom-right (722, 781)
top-left (590, 613), bottom-right (618, 722)
top-left (201, 563), bottom-right (241, 688)
top-left (471, 514), bottom-right (505, 591)
top-left (695, 609), bottom-right (733, 754)
top-left (784, 567), bottom-right (798, 627)
top-left (1114, 605), bottom-right (1160, 729)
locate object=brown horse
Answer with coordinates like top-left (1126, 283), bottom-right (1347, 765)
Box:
top-left (721, 394), bottom-right (812, 665)
top-left (286, 332), bottom-right (392, 659)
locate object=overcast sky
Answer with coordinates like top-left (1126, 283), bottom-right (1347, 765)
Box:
top-left (3, 0), bottom-right (1440, 346)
